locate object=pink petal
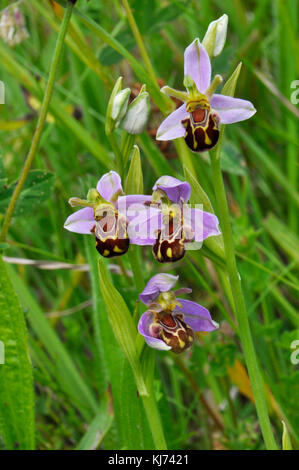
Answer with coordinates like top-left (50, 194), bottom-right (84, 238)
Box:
top-left (211, 94), bottom-right (256, 124)
top-left (139, 274), bottom-right (179, 305)
top-left (156, 104), bottom-right (188, 141)
top-left (153, 176), bottom-right (191, 203)
top-left (175, 299), bottom-right (219, 332)
top-left (138, 312), bottom-right (171, 351)
top-left (96, 171), bottom-right (123, 202)
top-left (184, 38), bottom-right (211, 93)
top-left (64, 207), bottom-right (95, 234)
top-left (126, 204), bottom-right (162, 246)
top-left (183, 207), bottom-right (220, 242)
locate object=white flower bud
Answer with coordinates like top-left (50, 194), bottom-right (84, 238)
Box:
top-left (202, 14), bottom-right (228, 58)
top-left (119, 87), bottom-right (150, 135)
top-left (111, 88), bottom-right (131, 123)
top-left (105, 77), bottom-right (128, 135)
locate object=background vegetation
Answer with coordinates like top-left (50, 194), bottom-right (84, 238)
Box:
top-left (0, 0), bottom-right (298, 450)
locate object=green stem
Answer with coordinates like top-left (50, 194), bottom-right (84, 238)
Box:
top-left (209, 145), bottom-right (277, 450)
top-left (141, 348), bottom-right (168, 450)
top-left (128, 247), bottom-right (144, 294)
top-left (120, 132), bottom-right (135, 169)
top-left (0, 2), bottom-right (74, 242)
top-left (107, 133), bottom-right (123, 178)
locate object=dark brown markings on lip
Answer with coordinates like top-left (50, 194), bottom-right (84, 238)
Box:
top-left (152, 233), bottom-right (186, 263)
top-left (95, 235), bottom-right (129, 258)
top-left (94, 212), bottom-right (130, 258)
top-left (157, 312), bottom-right (194, 354)
top-left (160, 313), bottom-right (177, 328)
top-left (152, 211), bottom-right (187, 263)
top-left (182, 113), bottom-right (220, 153)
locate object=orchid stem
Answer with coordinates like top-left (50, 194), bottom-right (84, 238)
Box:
top-left (0, 1), bottom-right (74, 242)
top-left (141, 348), bottom-right (168, 450)
top-left (107, 133), bottom-right (123, 178)
top-left (209, 143), bottom-right (277, 450)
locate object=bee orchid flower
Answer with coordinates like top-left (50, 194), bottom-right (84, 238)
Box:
top-left (64, 170), bottom-right (154, 258)
top-left (156, 38), bottom-right (256, 152)
top-left (138, 274), bottom-right (218, 353)
top-left (128, 175), bottom-right (220, 263)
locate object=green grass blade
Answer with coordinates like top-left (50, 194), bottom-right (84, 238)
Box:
top-left (7, 264), bottom-right (99, 420)
top-left (0, 257), bottom-right (35, 450)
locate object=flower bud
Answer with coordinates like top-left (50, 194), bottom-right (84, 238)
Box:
top-left (105, 77), bottom-right (127, 135)
top-left (119, 86), bottom-right (151, 135)
top-left (202, 14), bottom-right (228, 58)
top-left (111, 88), bottom-right (131, 123)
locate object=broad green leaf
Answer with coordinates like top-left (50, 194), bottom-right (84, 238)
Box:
top-left (98, 259), bottom-right (148, 396)
top-left (7, 264), bottom-right (99, 421)
top-left (85, 238), bottom-right (154, 449)
top-left (0, 257), bottom-right (35, 450)
top-left (0, 170), bottom-right (55, 217)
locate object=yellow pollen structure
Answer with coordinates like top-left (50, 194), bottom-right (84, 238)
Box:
top-left (113, 245), bottom-right (123, 253)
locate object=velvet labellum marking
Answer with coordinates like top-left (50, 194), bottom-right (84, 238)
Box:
top-left (150, 311), bottom-right (194, 354)
top-left (93, 205), bottom-right (129, 258)
top-left (182, 99), bottom-right (220, 152)
top-left (152, 209), bottom-right (187, 263)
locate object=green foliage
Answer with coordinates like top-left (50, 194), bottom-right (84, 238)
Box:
top-left (0, 257), bottom-right (35, 450)
top-left (0, 0), bottom-right (298, 451)
top-left (0, 170), bottom-right (55, 217)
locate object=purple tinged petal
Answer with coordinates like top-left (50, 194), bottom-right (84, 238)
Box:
top-left (175, 299), bottom-right (219, 332)
top-left (211, 94), bottom-right (256, 124)
top-left (117, 196), bottom-right (161, 246)
top-left (138, 312), bottom-right (171, 351)
top-left (153, 175), bottom-right (191, 203)
top-left (183, 207), bottom-right (220, 242)
top-left (64, 207), bottom-right (95, 234)
top-left (127, 207), bottom-right (161, 246)
top-left (117, 194), bottom-right (153, 210)
top-left (156, 104), bottom-right (188, 141)
top-left (139, 273), bottom-right (179, 305)
top-left (184, 38), bottom-right (211, 93)
top-left (96, 171), bottom-right (123, 203)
